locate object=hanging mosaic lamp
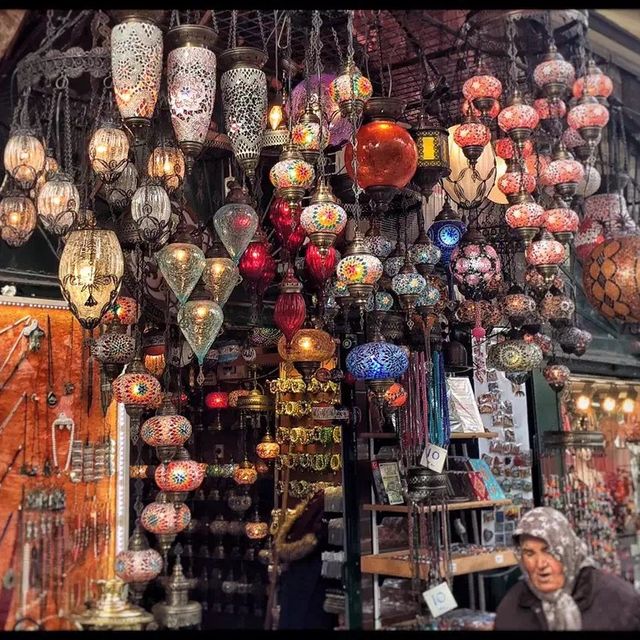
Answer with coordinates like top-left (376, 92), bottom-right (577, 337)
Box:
top-left (269, 143), bottom-right (315, 207)
top-left (540, 286), bottom-right (575, 329)
top-left (115, 524), bottom-right (163, 603)
top-left (3, 128), bottom-right (45, 190)
top-left (273, 266), bottom-right (306, 344)
top-left (256, 430), bottom-right (280, 460)
top-left (140, 494), bottom-right (191, 537)
top-left (130, 183), bottom-right (172, 244)
top-left (269, 196), bottom-right (302, 248)
top-left (576, 165), bottom-right (601, 199)
top-left (453, 111), bottom-right (491, 168)
top-left (503, 284), bottom-right (537, 328)
top-left (462, 66), bottom-right (503, 120)
top-left (450, 226), bottom-right (502, 300)
top-left (543, 362), bottom-right (571, 392)
top-left (533, 43), bottom-right (575, 100)
top-left (504, 192), bottom-right (545, 246)
top-left (205, 390), bottom-right (228, 410)
top-left (558, 326), bottom-right (592, 357)
top-left (573, 59), bottom-right (613, 104)
top-left (582, 235), bottom-right (640, 324)
top-left (103, 296), bottom-right (138, 326)
top-left (166, 24), bottom-right (218, 172)
top-left (31, 153), bottom-right (59, 200)
top-left (567, 94), bottom-right (610, 150)
top-left (177, 288), bottom-right (224, 379)
top-left (300, 179), bottom-right (347, 254)
top-left (391, 260), bottom-right (427, 311)
top-left (245, 510), bottom-right (269, 540)
top-left (525, 230), bottom-right (566, 282)
top-left (202, 239), bottom-right (240, 308)
top-left (344, 97), bottom-right (418, 213)
top-left (141, 395), bottom-right (192, 463)
top-left (494, 137), bottom-right (534, 161)
top-left (113, 355), bottom-right (162, 442)
top-left (156, 239), bottom-right (206, 305)
top-left (533, 97), bottom-right (567, 122)
top-left (415, 281), bottom-right (442, 317)
top-left (58, 214), bottom-right (124, 329)
top-left (146, 145), bottom-right (185, 193)
top-left (542, 142), bottom-right (584, 202)
top-left (410, 113), bottom-right (450, 198)
top-left (110, 11), bottom-right (165, 131)
top-left (562, 127), bottom-right (591, 163)
top-left (365, 217), bottom-right (395, 260)
top-left (142, 330), bottom-right (166, 378)
top-left (219, 46), bottom-right (268, 179)
top-left (257, 252), bottom-right (277, 296)
top-left (427, 199), bottom-right (467, 264)
top-left (239, 228), bottom-right (271, 291)
top-left (305, 243), bottom-right (338, 287)
top-left (91, 325), bottom-right (135, 381)
top-left (543, 198), bottom-right (579, 244)
top-left (292, 103), bottom-right (329, 165)
top-left (155, 457), bottom-right (205, 494)
top-left (346, 330), bottom-right (409, 403)
top-left (278, 328), bottom-right (336, 382)
top-left (37, 172), bottom-right (79, 236)
top-left (88, 119), bottom-right (130, 183)
top-left (409, 211), bottom-right (441, 276)
top-left (487, 334), bottom-right (543, 373)
top-left (366, 291), bottom-right (395, 313)
top-left (497, 88), bottom-right (540, 152)
top-left (328, 60), bottom-right (373, 118)
top-left (497, 159), bottom-right (536, 204)
top-left (0, 193), bottom-right (37, 247)
top-left (213, 180), bottom-right (259, 264)
top-left (337, 231), bottom-right (383, 306)
top-left (233, 458), bottom-right (258, 486)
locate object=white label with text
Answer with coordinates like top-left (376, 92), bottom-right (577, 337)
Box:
top-left (423, 582), bottom-right (458, 618)
top-left (420, 443), bottom-right (448, 473)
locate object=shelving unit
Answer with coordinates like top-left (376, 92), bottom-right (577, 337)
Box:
top-left (363, 499), bottom-right (512, 514)
top-left (361, 549), bottom-right (518, 579)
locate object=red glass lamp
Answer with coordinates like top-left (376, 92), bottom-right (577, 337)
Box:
top-left (572, 59), bottom-right (613, 104)
top-left (533, 43), bottom-right (575, 100)
top-left (567, 95), bottom-right (609, 149)
top-left (453, 112), bottom-right (491, 168)
top-left (525, 230), bottom-right (566, 282)
top-left (543, 199), bottom-right (579, 244)
top-left (542, 143), bottom-right (584, 202)
top-left (504, 191), bottom-right (545, 245)
top-left (273, 266), bottom-right (306, 344)
top-left (497, 89), bottom-right (540, 151)
top-left (268, 196), bottom-right (302, 249)
top-left (305, 243), bottom-right (338, 288)
top-left (239, 228), bottom-right (271, 291)
top-left (497, 159), bottom-right (536, 204)
top-left (462, 68), bottom-right (502, 119)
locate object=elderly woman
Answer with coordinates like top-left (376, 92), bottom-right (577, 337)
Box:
top-left (495, 507), bottom-right (640, 631)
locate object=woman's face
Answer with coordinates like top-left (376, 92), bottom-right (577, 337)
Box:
top-left (520, 535), bottom-right (566, 593)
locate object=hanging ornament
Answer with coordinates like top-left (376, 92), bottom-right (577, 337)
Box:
top-left (0, 193), bottom-right (37, 247)
top-left (269, 196), bottom-right (302, 249)
top-left (177, 288), bottom-right (224, 383)
top-left (273, 266), bottom-right (306, 344)
top-left (533, 43), bottom-right (575, 100)
top-left (567, 95), bottom-right (609, 150)
top-left (487, 334), bottom-right (543, 373)
top-left (110, 11), bottom-right (164, 131)
top-left (89, 119), bottom-right (130, 183)
top-left (257, 253), bottom-right (277, 297)
top-left (277, 328), bottom-right (336, 382)
top-left (411, 113), bottom-right (450, 199)
top-left (542, 143), bottom-right (584, 203)
top-left (453, 112), bottom-right (491, 168)
top-left (130, 183), bottom-right (172, 244)
top-left (543, 362), bottom-right (571, 392)
top-left (270, 143), bottom-right (315, 207)
top-left (344, 97), bottom-right (418, 213)
top-left (573, 59), bottom-right (613, 103)
top-left (497, 159), bottom-right (536, 204)
top-left (107, 161), bottom-right (138, 210)
top-left (3, 128), bottom-right (45, 190)
top-left (59, 213), bottom-right (124, 329)
top-left (113, 356), bottom-right (162, 442)
top-left (156, 239), bottom-right (206, 305)
top-left (140, 494), bottom-right (191, 536)
top-left (450, 227), bottom-right (502, 300)
top-left (328, 61), bottom-right (373, 118)
top-left (558, 326), bottom-right (592, 357)
top-left (415, 281), bottom-right (442, 317)
top-left (239, 228), bottom-right (271, 290)
top-left (31, 154), bottom-right (59, 200)
top-left (364, 216), bottom-right (395, 259)
top-left (337, 231), bottom-right (383, 306)
top-left (37, 173), bottom-right (79, 236)
top-left (494, 137), bottom-right (534, 160)
top-left (166, 24), bottom-right (218, 172)
top-left (540, 286), bottom-right (575, 328)
top-left (576, 165), bottom-right (601, 199)
top-left (292, 103), bottom-right (329, 165)
top-left (213, 179), bottom-right (259, 264)
top-left (462, 67), bottom-right (503, 120)
top-left (155, 456), bottom-right (205, 494)
top-left (233, 459), bottom-right (258, 486)
top-left (543, 198), bottom-right (579, 244)
top-left (504, 192), bottom-right (546, 246)
top-left (427, 199), bottom-right (467, 264)
top-left (497, 89), bottom-right (540, 152)
top-left (142, 330), bottom-right (166, 378)
top-left (409, 211), bottom-right (441, 276)
top-left (219, 46), bottom-right (268, 179)
top-left (202, 239), bottom-right (240, 308)
top-left (533, 98), bottom-right (567, 122)
top-left (104, 296), bottom-right (138, 326)
top-left (391, 260), bottom-right (427, 311)
top-left (562, 127), bottom-right (591, 163)
top-left (503, 285), bottom-right (537, 328)
top-left (366, 291), bottom-right (395, 313)
top-left (91, 325), bottom-right (135, 381)
top-left (115, 523), bottom-right (163, 596)
top-left (525, 230), bottom-right (566, 282)
top-left (305, 244), bottom-right (338, 287)
top-left (256, 431), bottom-right (280, 461)
top-left (141, 395), bottom-right (192, 463)
top-left (301, 179), bottom-right (346, 255)
top-left (461, 99), bottom-right (501, 121)
top-left (146, 146), bottom-right (185, 193)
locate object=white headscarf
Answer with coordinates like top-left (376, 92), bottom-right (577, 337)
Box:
top-left (513, 507), bottom-right (597, 631)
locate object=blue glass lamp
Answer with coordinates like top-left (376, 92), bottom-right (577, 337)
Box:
top-left (427, 198), bottom-right (466, 265)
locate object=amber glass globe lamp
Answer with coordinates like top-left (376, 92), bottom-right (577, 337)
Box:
top-left (147, 145), bottom-right (185, 193)
top-left (278, 328), bottom-right (336, 382)
top-left (256, 431), bottom-right (280, 460)
top-left (233, 459), bottom-right (258, 486)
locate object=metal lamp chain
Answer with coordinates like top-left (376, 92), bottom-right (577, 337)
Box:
top-left (285, 13), bottom-right (293, 144)
top-left (331, 27), bottom-right (344, 68)
top-left (210, 9), bottom-right (218, 34)
top-left (312, 10), bottom-right (327, 180)
top-left (257, 10), bottom-right (267, 52)
top-left (62, 76), bottom-right (73, 178)
top-left (44, 89), bottom-right (57, 152)
top-left (229, 10), bottom-right (238, 49)
top-left (506, 17), bottom-right (518, 96)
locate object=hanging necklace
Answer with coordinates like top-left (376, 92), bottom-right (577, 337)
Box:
top-left (20, 395), bottom-right (37, 477)
top-left (51, 413), bottom-right (75, 473)
top-left (63, 317), bottom-right (75, 396)
top-left (46, 315), bottom-right (57, 407)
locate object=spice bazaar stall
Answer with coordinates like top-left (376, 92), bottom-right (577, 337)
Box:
top-left (0, 7), bottom-right (639, 632)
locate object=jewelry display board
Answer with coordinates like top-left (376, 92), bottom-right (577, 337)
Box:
top-left (0, 295), bottom-right (123, 630)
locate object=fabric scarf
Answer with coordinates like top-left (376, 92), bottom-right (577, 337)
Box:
top-left (513, 507), bottom-right (597, 631)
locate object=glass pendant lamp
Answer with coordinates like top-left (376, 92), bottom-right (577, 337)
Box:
top-left (337, 231), bottom-right (383, 306)
top-left (3, 128), bottom-right (45, 190)
top-left (37, 172), bottom-right (79, 236)
top-left (0, 193), bottom-right (37, 247)
top-left (300, 179), bottom-right (347, 255)
top-left (202, 238), bottom-right (241, 308)
top-left (156, 235), bottom-right (206, 305)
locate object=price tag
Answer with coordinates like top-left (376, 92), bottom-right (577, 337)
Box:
top-left (422, 582), bottom-right (458, 618)
top-left (420, 443), bottom-right (448, 473)
top-left (495, 554), bottom-right (504, 564)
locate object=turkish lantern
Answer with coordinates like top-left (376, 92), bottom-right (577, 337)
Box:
top-left (0, 193), bottom-right (37, 247)
top-left (239, 229), bottom-right (271, 290)
top-left (505, 194), bottom-right (545, 245)
top-left (300, 180), bottom-right (346, 255)
top-left (494, 138), bottom-right (534, 160)
top-left (497, 89), bottom-right (539, 151)
top-left (411, 113), bottom-right (450, 198)
top-left (344, 97), bottom-right (418, 213)
top-left (567, 95), bottom-right (609, 149)
top-left (337, 231), bottom-right (383, 306)
top-left (462, 70), bottom-right (502, 119)
top-left (525, 230), bottom-right (566, 282)
top-left (543, 199), bottom-right (579, 244)
top-left (273, 266), bottom-right (306, 344)
top-left (269, 143), bottom-right (315, 207)
top-left (3, 129), bottom-right (45, 190)
top-left (533, 43), bottom-right (575, 100)
top-left (453, 112), bottom-right (491, 167)
top-left (542, 143), bottom-right (584, 202)
top-left (305, 244), bottom-right (338, 287)
top-left (147, 145), bottom-right (185, 193)
top-left (269, 196), bottom-right (302, 248)
top-left (37, 173), bottom-right (79, 236)
top-left (88, 121), bottom-right (130, 183)
top-left (497, 159), bottom-right (536, 204)
top-left (328, 61), bottom-right (373, 118)
top-left (291, 103), bottom-right (329, 165)
top-left (572, 59), bottom-right (613, 103)
top-left (533, 98), bottom-right (567, 122)
top-left (257, 253), bottom-right (277, 296)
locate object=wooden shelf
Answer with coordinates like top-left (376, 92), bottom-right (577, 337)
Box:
top-left (363, 498), bottom-right (512, 514)
top-left (361, 549), bottom-right (517, 579)
top-left (359, 431), bottom-right (498, 440)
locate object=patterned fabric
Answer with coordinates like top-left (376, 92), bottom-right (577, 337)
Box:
top-left (514, 507), bottom-right (597, 631)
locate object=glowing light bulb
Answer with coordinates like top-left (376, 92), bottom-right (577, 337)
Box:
top-left (622, 397), bottom-right (635, 414)
top-left (268, 104), bottom-right (284, 131)
top-left (602, 396), bottom-right (616, 413)
top-left (96, 145), bottom-right (107, 154)
top-left (174, 248), bottom-right (187, 263)
top-left (576, 394), bottom-right (591, 412)
top-left (79, 264), bottom-right (95, 284)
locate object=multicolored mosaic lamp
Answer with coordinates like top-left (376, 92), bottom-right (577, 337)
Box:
top-left (336, 231), bottom-right (383, 306)
top-left (141, 394), bottom-right (192, 463)
top-left (427, 199), bottom-right (466, 264)
top-left (300, 179), bottom-right (347, 255)
top-left (269, 143), bottom-right (315, 207)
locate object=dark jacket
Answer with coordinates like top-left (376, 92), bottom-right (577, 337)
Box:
top-left (495, 566), bottom-right (640, 631)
